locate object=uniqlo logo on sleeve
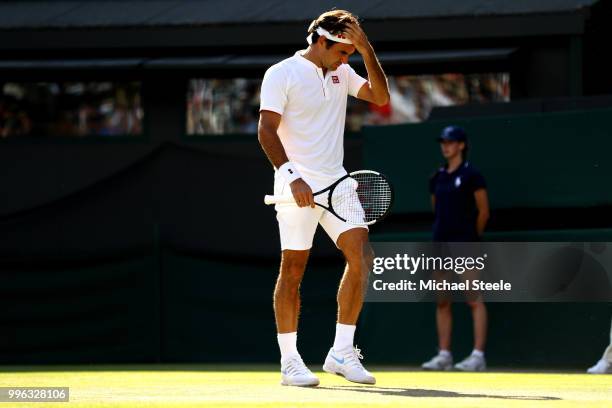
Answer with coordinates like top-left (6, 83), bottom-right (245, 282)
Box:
top-left (332, 76), bottom-right (340, 84)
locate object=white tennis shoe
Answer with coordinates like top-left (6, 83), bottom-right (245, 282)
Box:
top-left (454, 354), bottom-right (487, 371)
top-left (422, 353), bottom-right (453, 371)
top-left (587, 359), bottom-right (611, 374)
top-left (280, 355), bottom-right (320, 386)
top-left (323, 346), bottom-right (376, 384)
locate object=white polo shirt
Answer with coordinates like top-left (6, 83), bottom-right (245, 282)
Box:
top-left (260, 50), bottom-right (367, 190)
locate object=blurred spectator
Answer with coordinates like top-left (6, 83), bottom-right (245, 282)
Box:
top-left (0, 82), bottom-right (142, 138)
top-left (187, 72), bottom-right (510, 135)
top-left (187, 79), bottom-right (261, 135)
top-left (345, 72), bottom-right (508, 131)
top-left (0, 96), bottom-right (32, 138)
top-left (4, 73), bottom-right (509, 137)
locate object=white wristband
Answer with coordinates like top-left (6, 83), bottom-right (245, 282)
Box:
top-left (278, 162), bottom-right (302, 184)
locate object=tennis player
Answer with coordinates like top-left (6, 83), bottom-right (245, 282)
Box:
top-left (258, 10), bottom-right (389, 386)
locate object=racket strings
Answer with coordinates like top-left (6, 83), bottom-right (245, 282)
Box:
top-left (332, 173), bottom-right (392, 224)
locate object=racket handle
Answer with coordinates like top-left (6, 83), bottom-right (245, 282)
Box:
top-left (264, 195), bottom-right (296, 205)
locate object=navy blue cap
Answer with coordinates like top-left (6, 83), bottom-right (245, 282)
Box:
top-left (438, 126), bottom-right (467, 142)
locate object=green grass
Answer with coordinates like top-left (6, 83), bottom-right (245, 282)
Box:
top-left (0, 365), bottom-right (610, 407)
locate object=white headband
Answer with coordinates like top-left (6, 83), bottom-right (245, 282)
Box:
top-left (306, 26), bottom-right (353, 45)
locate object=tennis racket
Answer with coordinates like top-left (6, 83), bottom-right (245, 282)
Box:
top-left (264, 170), bottom-right (393, 226)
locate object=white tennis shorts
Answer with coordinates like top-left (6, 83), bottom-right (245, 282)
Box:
top-left (273, 174), bottom-right (367, 250)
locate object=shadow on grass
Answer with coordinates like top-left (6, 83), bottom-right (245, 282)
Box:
top-left (316, 385), bottom-right (561, 401)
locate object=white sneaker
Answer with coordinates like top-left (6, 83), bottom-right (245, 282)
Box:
top-left (422, 353), bottom-right (453, 371)
top-left (454, 354), bottom-right (487, 372)
top-left (587, 359), bottom-right (611, 374)
top-left (280, 354), bottom-right (320, 386)
top-left (323, 346), bottom-right (376, 384)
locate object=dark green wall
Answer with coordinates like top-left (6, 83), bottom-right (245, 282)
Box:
top-left (364, 108), bottom-right (612, 213)
top-left (1, 105), bottom-right (611, 367)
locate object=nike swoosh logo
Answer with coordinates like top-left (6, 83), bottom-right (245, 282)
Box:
top-left (330, 353), bottom-right (344, 364)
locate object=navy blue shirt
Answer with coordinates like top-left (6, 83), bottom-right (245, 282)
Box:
top-left (429, 162), bottom-right (486, 242)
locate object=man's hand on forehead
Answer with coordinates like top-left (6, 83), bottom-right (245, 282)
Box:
top-left (343, 23), bottom-right (370, 54)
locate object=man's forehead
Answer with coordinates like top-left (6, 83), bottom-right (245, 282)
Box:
top-left (331, 43), bottom-right (355, 54)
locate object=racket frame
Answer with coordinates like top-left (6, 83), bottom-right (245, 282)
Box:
top-left (264, 170), bottom-right (394, 226)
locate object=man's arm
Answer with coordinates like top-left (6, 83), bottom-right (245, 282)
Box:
top-left (474, 188), bottom-right (490, 237)
top-left (258, 110), bottom-right (314, 208)
top-left (344, 23), bottom-right (390, 106)
top-left (258, 110), bottom-right (288, 168)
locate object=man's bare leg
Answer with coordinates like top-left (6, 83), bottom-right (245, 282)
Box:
top-left (336, 228), bottom-right (372, 325)
top-left (274, 249), bottom-right (309, 335)
top-left (322, 227), bottom-right (376, 384)
top-left (274, 249), bottom-right (319, 386)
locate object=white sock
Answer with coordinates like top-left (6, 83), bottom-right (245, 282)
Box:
top-left (471, 349), bottom-right (485, 358)
top-left (439, 349), bottom-right (452, 358)
top-left (333, 323), bottom-right (356, 351)
top-left (277, 332), bottom-right (298, 362)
